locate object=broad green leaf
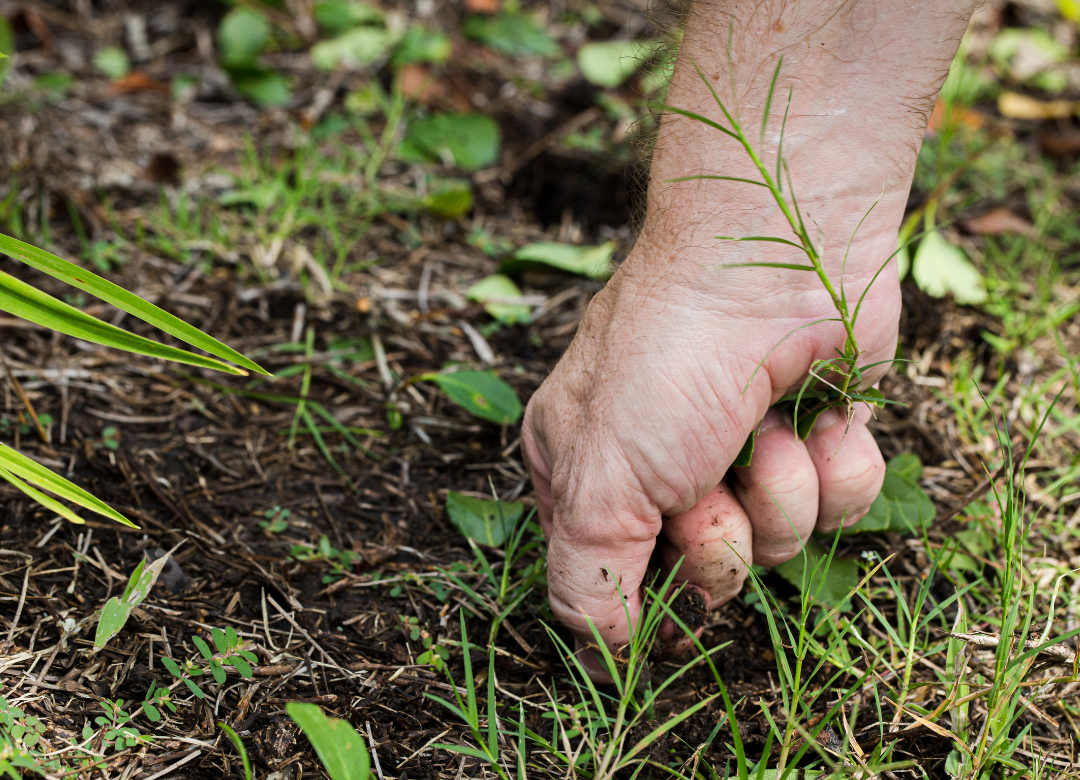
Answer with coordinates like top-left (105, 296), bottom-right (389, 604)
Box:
top-left (468, 275), bottom-right (530, 324)
top-left (231, 69), bottom-right (291, 107)
top-left (773, 538), bottom-right (858, 610)
top-left (912, 231), bottom-right (986, 305)
top-left (95, 545), bottom-right (181, 648)
top-left (314, 0), bottom-right (384, 34)
top-left (446, 491), bottom-right (525, 547)
top-left (403, 114), bottom-right (500, 171)
top-left (501, 241), bottom-right (614, 279)
top-left (842, 454), bottom-right (934, 535)
top-left (392, 25), bottom-right (451, 66)
top-left (93, 47), bottom-right (130, 80)
top-left (0, 443), bottom-right (133, 526)
top-left (0, 234), bottom-right (268, 375)
top-left (0, 16), bottom-right (12, 88)
top-left (419, 370), bottom-right (522, 425)
top-left (311, 27), bottom-right (396, 70)
top-left (577, 39), bottom-right (659, 88)
top-left (287, 703), bottom-right (370, 780)
top-left (218, 8), bottom-right (271, 68)
top-left (463, 13), bottom-right (559, 57)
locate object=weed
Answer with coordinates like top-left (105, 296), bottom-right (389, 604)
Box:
top-left (260, 505), bottom-right (292, 533)
top-left (291, 535), bottom-right (359, 583)
top-left (658, 42), bottom-right (903, 458)
top-left (159, 626), bottom-right (258, 699)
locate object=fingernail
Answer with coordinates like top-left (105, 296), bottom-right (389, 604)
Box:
top-left (756, 410), bottom-right (786, 436)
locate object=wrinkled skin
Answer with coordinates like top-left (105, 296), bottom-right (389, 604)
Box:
top-left (521, 0), bottom-right (977, 678)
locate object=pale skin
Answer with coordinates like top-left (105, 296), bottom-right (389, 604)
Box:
top-left (521, 0), bottom-right (979, 678)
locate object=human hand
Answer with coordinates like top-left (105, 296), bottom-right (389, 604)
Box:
top-left (521, 0), bottom-right (974, 679)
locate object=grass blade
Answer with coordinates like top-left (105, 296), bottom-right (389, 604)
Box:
top-left (0, 233), bottom-right (269, 375)
top-left (664, 175), bottom-right (766, 187)
top-left (0, 270), bottom-right (247, 375)
top-left (760, 55), bottom-right (783, 145)
top-left (0, 443), bottom-right (135, 527)
top-left (651, 104), bottom-right (738, 140)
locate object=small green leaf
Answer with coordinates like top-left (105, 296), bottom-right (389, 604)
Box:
top-left (93, 47), bottom-right (130, 80)
top-left (95, 545), bottom-right (180, 648)
top-left (392, 25), bottom-right (451, 66)
top-left (467, 275), bottom-right (530, 324)
top-left (773, 538), bottom-right (858, 610)
top-left (230, 69), bottom-right (291, 107)
top-left (209, 660), bottom-right (226, 685)
top-left (732, 430), bottom-right (755, 468)
top-left (287, 703), bottom-right (371, 780)
top-left (225, 626), bottom-right (239, 648)
top-left (842, 454), bottom-right (934, 536)
top-left (463, 13), bottom-right (559, 57)
top-left (160, 657), bottom-right (183, 678)
top-left (192, 636), bottom-right (213, 661)
top-left (446, 491), bottom-right (525, 547)
top-left (314, 0), bottom-right (384, 34)
top-left (912, 231), bottom-right (986, 305)
top-left (218, 8), bottom-right (271, 68)
top-left (501, 241), bottom-right (614, 279)
top-left (419, 370), bottom-right (521, 425)
top-left (142, 703), bottom-right (161, 722)
top-left (228, 655), bottom-right (253, 678)
top-left (423, 180), bottom-right (473, 219)
top-left (794, 403), bottom-right (836, 441)
top-left (183, 678), bottom-right (205, 699)
top-left (577, 39), bottom-right (659, 88)
top-left (311, 27), bottom-right (396, 70)
top-left (402, 113), bottom-right (500, 171)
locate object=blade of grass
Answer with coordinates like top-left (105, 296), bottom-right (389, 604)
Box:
top-left (0, 234), bottom-right (268, 375)
top-left (0, 270), bottom-right (247, 375)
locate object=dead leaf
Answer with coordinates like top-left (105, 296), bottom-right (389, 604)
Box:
top-left (399, 63), bottom-right (444, 105)
top-left (963, 207), bottom-right (1034, 236)
top-left (111, 71), bottom-right (170, 95)
top-left (998, 91), bottom-right (1078, 120)
top-left (927, 97), bottom-right (984, 134)
top-left (1038, 130), bottom-right (1080, 158)
top-left (464, 0), bottom-right (501, 13)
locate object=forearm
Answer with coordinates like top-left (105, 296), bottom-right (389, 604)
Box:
top-left (636, 0), bottom-right (976, 280)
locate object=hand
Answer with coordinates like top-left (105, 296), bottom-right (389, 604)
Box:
top-left (521, 0), bottom-right (974, 678)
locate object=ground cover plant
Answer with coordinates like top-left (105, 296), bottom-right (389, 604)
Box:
top-left (0, 0), bottom-right (1079, 778)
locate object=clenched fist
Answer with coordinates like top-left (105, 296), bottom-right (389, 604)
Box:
top-left (522, 0), bottom-right (976, 678)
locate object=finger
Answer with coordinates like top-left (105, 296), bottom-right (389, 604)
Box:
top-left (732, 410), bottom-right (819, 567)
top-left (660, 483), bottom-right (753, 610)
top-left (545, 501), bottom-right (660, 676)
top-left (804, 405), bottom-right (886, 533)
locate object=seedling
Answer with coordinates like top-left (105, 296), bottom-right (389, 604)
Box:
top-left (259, 505), bottom-right (292, 533)
top-left (657, 40), bottom-right (911, 460)
top-left (159, 626), bottom-right (258, 699)
top-left (290, 535), bottom-right (358, 583)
